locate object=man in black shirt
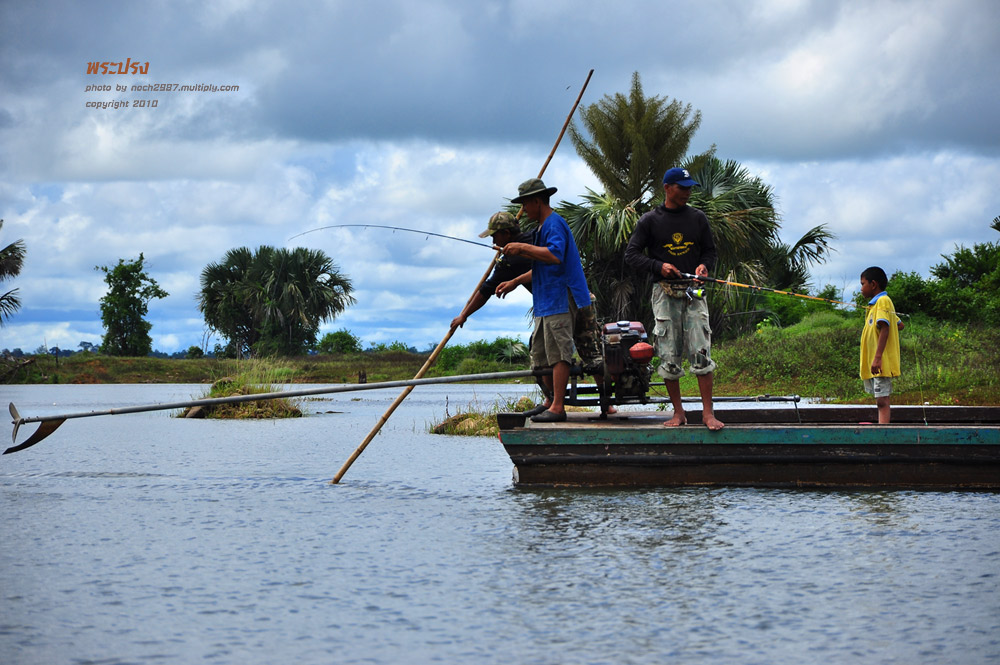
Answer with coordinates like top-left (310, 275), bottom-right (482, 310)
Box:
top-left (624, 168), bottom-right (724, 430)
top-left (450, 212), bottom-right (535, 330)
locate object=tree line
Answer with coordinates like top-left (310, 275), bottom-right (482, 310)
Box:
top-left (3, 74), bottom-right (997, 358)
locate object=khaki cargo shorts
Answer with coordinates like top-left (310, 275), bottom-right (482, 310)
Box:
top-left (530, 311), bottom-right (577, 368)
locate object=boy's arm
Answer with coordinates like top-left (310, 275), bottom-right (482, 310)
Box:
top-left (872, 321), bottom-right (890, 375)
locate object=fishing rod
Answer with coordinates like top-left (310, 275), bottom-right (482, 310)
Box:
top-left (330, 67), bottom-right (596, 484)
top-left (288, 224), bottom-right (496, 249)
top-left (678, 272), bottom-right (857, 308)
top-left (5, 368), bottom-right (553, 455)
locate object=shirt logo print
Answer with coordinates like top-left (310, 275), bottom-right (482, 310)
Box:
top-left (663, 232), bottom-right (694, 256)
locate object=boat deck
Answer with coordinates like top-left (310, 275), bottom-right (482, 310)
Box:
top-left (496, 405), bottom-right (1000, 489)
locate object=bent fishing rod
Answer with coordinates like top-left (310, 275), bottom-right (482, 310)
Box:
top-left (5, 368), bottom-right (553, 455)
top-left (288, 224), bottom-right (496, 249)
top-left (678, 272), bottom-right (857, 308)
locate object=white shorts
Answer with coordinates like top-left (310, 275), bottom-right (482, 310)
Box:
top-left (863, 376), bottom-right (893, 398)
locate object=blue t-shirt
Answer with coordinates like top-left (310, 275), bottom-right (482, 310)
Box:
top-left (532, 212), bottom-right (590, 317)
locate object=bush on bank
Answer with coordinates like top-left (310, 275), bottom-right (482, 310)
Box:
top-left (5, 322), bottom-right (998, 406)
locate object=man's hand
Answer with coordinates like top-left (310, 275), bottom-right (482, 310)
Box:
top-left (694, 264), bottom-right (709, 280)
top-left (659, 262), bottom-right (681, 279)
top-left (496, 280), bottom-right (516, 298)
top-left (450, 315), bottom-right (466, 330)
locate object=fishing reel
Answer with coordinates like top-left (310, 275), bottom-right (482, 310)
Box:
top-left (685, 286), bottom-right (705, 300)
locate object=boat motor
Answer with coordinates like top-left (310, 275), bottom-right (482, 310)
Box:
top-left (564, 320), bottom-right (656, 416)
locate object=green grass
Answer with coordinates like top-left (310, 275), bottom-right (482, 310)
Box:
top-left (6, 315), bottom-right (999, 408)
top-left (184, 358), bottom-right (303, 419)
top-left (2, 351), bottom-right (481, 385)
top-left (709, 312), bottom-right (1000, 404)
top-left (429, 393), bottom-right (539, 436)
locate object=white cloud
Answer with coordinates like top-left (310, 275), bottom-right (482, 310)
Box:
top-left (1, 0), bottom-right (998, 354)
top-left (750, 151), bottom-right (1000, 291)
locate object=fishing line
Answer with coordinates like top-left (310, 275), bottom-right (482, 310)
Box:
top-left (288, 224), bottom-right (496, 249)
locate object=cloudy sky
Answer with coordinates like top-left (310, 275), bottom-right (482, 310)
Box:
top-left (2, 0), bottom-right (998, 354)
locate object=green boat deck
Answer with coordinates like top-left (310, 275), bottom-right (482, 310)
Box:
top-left (497, 405), bottom-right (1000, 489)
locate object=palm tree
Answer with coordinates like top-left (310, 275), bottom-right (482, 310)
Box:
top-left (569, 71), bottom-right (703, 204)
top-left (564, 73), bottom-right (713, 325)
top-left (562, 156), bottom-right (835, 336)
top-left (561, 189), bottom-right (644, 322)
top-left (0, 219), bottom-right (26, 325)
top-left (687, 158), bottom-right (832, 285)
top-left (199, 247), bottom-right (259, 356)
top-left (199, 246), bottom-right (355, 357)
top-left (685, 159), bottom-right (834, 336)
top-left (255, 246), bottom-right (357, 356)
top-left (564, 76), bottom-right (835, 336)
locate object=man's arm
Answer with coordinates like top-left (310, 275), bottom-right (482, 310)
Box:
top-left (500, 242), bottom-right (559, 264)
top-left (624, 215), bottom-right (667, 277)
top-left (451, 290), bottom-right (489, 330)
top-left (497, 270), bottom-right (531, 298)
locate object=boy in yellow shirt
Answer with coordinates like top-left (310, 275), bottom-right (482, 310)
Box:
top-left (859, 266), bottom-right (903, 423)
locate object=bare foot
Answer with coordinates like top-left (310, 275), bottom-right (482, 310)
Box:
top-left (663, 413), bottom-right (686, 427)
top-left (703, 414), bottom-right (725, 431)
top-left (608, 405), bottom-right (618, 414)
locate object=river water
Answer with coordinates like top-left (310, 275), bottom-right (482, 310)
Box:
top-left (1, 384), bottom-right (998, 664)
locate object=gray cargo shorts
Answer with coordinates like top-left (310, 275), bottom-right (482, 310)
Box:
top-left (863, 376), bottom-right (893, 398)
top-left (651, 283), bottom-right (716, 381)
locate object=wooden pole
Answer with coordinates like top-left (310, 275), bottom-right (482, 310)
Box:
top-left (331, 68), bottom-right (595, 484)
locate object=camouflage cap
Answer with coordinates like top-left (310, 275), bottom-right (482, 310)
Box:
top-left (478, 211), bottom-right (521, 238)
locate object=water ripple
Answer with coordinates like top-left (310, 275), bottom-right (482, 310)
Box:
top-left (2, 384), bottom-right (998, 664)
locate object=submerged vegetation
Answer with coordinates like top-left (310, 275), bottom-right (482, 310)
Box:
top-left (430, 395), bottom-right (537, 437)
top-left (180, 359), bottom-right (302, 419)
top-left (429, 394), bottom-right (601, 437)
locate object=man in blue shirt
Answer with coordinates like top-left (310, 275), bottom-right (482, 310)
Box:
top-left (499, 178), bottom-right (592, 423)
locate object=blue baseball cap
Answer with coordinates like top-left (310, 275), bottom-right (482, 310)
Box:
top-left (663, 168), bottom-right (699, 187)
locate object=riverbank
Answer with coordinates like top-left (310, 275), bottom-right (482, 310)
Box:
top-left (4, 351), bottom-right (457, 386)
top-left (5, 314), bottom-right (999, 405)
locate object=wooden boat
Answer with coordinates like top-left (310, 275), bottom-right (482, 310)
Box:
top-left (496, 405), bottom-right (1000, 489)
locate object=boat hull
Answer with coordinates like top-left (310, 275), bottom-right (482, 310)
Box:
top-left (497, 406), bottom-right (1000, 489)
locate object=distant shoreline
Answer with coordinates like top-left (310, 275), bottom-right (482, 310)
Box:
top-left (7, 311), bottom-right (1000, 408)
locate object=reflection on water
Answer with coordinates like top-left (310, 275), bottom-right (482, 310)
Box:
top-left (1, 384), bottom-right (998, 664)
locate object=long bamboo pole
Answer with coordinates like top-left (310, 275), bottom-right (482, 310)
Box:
top-left (330, 68), bottom-right (595, 484)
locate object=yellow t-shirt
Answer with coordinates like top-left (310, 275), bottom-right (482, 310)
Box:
top-left (860, 293), bottom-right (901, 379)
